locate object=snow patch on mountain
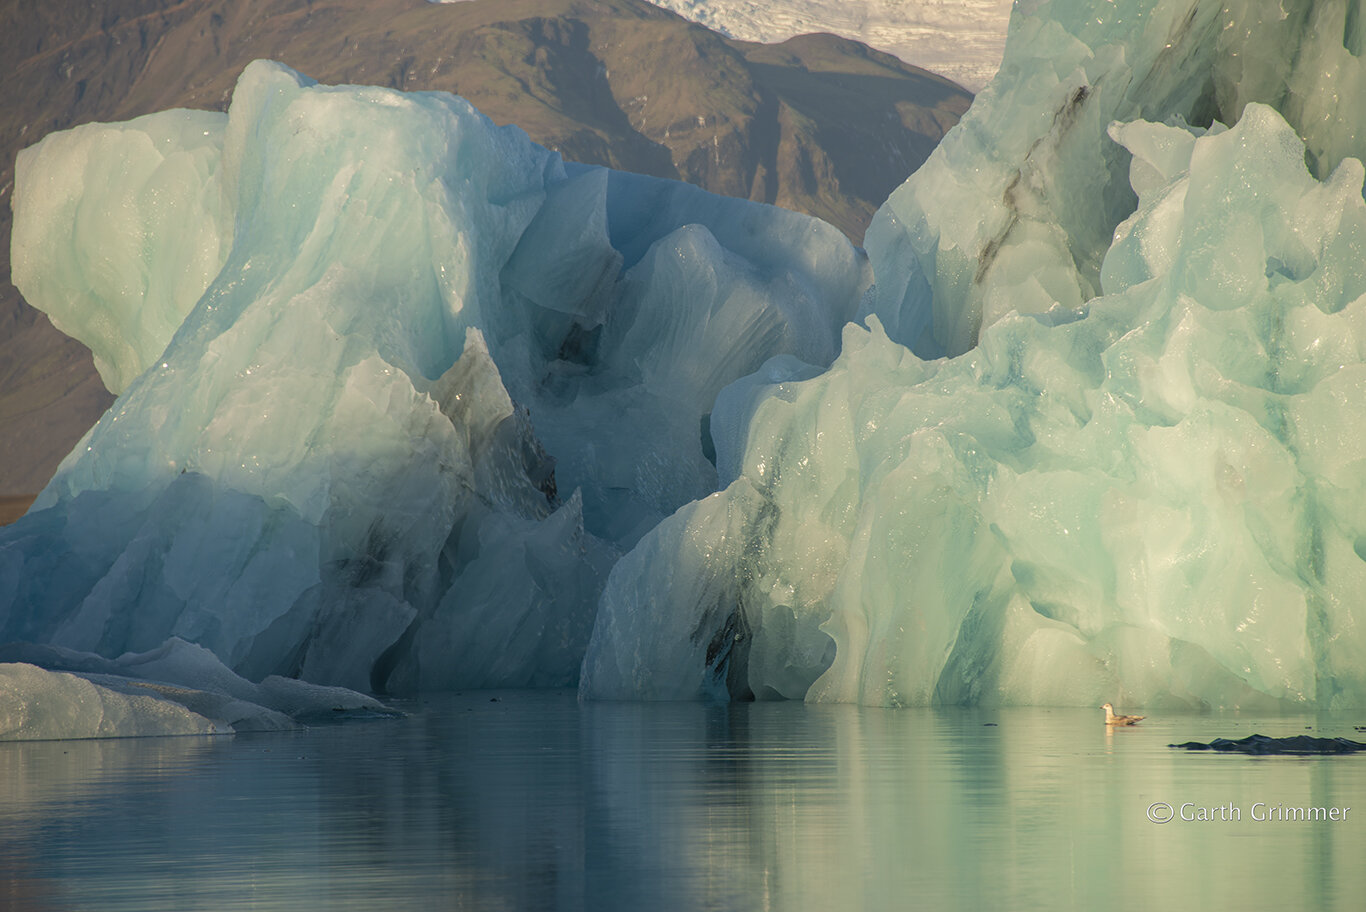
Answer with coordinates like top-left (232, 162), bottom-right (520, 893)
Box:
top-left (641, 0), bottom-right (1012, 90)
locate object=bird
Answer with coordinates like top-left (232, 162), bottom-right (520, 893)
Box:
top-left (1102, 702), bottom-right (1144, 725)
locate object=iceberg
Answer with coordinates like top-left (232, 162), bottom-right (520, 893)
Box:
top-left (5, 60), bottom-right (867, 698)
top-left (584, 1), bottom-right (1366, 709)
top-left (7, 0), bottom-right (1366, 717)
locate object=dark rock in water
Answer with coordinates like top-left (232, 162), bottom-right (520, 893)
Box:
top-left (1170, 734), bottom-right (1366, 755)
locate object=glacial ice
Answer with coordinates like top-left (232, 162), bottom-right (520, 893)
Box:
top-left (582, 0), bottom-right (1366, 709)
top-left (866, 0), bottom-right (1366, 360)
top-left (9, 0), bottom-right (1366, 717)
top-left (0, 662), bottom-right (223, 741)
top-left (584, 100), bottom-right (1366, 709)
top-left (5, 60), bottom-right (866, 698)
top-left (9, 109), bottom-right (230, 395)
top-left (0, 637), bottom-right (392, 740)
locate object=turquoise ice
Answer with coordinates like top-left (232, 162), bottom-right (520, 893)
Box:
top-left (8, 0), bottom-right (1366, 724)
top-left (5, 61), bottom-right (866, 697)
top-left (867, 0), bottom-right (1366, 360)
top-left (585, 105), bottom-right (1366, 708)
top-left (585, 0), bottom-right (1366, 708)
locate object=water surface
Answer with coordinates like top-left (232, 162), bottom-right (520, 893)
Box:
top-left (3, 693), bottom-right (1365, 910)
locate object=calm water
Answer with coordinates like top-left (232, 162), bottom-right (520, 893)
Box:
top-left (3, 693), bottom-right (1365, 911)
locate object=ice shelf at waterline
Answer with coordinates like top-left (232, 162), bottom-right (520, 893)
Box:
top-left (8, 0), bottom-right (1366, 721)
top-left (0, 638), bottom-right (396, 741)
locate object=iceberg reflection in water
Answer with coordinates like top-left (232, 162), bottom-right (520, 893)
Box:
top-left (2, 697), bottom-right (1364, 911)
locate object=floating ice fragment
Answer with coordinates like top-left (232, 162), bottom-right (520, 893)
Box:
top-left (0, 662), bottom-right (223, 741)
top-left (0, 638), bottom-right (398, 740)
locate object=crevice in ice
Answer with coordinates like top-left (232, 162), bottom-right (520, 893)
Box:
top-left (1264, 256), bottom-right (1305, 285)
top-left (934, 590), bottom-right (1009, 706)
top-left (700, 412), bottom-right (717, 467)
top-left (1185, 81), bottom-right (1222, 130)
top-left (702, 599), bottom-right (755, 702)
top-left (372, 619), bottom-right (417, 694)
top-left (555, 322), bottom-right (602, 365)
top-left (1347, 1), bottom-right (1364, 58)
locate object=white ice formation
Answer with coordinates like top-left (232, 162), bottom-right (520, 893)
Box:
top-left (8, 0), bottom-right (1366, 731)
top-left (0, 638), bottom-right (394, 740)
